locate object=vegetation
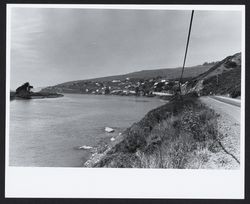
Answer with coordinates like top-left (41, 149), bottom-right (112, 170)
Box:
top-left (187, 53), bottom-right (241, 98)
top-left (201, 67), bottom-right (241, 98)
top-left (90, 95), bottom-right (222, 168)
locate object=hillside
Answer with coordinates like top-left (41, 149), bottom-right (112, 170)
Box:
top-left (81, 64), bottom-right (212, 82)
top-left (185, 53), bottom-right (241, 98)
top-left (41, 53), bottom-right (241, 98)
top-left (84, 94), bottom-right (239, 169)
top-left (42, 64), bottom-right (212, 94)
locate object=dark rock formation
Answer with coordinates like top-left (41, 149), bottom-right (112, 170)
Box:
top-left (11, 82), bottom-right (63, 100)
top-left (15, 82), bottom-right (33, 99)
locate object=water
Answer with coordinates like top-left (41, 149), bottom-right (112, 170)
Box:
top-left (9, 94), bottom-right (165, 167)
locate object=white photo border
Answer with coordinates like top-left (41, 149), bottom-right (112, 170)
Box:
top-left (5, 4), bottom-right (245, 199)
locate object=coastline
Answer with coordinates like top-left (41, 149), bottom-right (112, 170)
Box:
top-left (10, 91), bottom-right (64, 100)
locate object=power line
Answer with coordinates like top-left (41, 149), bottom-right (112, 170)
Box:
top-left (178, 10), bottom-right (194, 94)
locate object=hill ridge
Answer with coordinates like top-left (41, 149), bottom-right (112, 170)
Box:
top-left (53, 64), bottom-right (212, 87)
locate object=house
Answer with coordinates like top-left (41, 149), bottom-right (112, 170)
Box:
top-left (152, 91), bottom-right (173, 96)
top-left (112, 80), bottom-right (121, 83)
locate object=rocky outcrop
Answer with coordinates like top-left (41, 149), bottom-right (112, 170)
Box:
top-left (15, 82), bottom-right (33, 99)
top-left (11, 82), bottom-right (63, 100)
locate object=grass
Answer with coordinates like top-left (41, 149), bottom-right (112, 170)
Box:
top-left (200, 66), bottom-right (241, 97)
top-left (92, 95), bottom-right (222, 168)
top-left (137, 103), bottom-right (220, 168)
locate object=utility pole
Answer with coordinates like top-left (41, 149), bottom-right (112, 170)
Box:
top-left (178, 10), bottom-right (194, 95)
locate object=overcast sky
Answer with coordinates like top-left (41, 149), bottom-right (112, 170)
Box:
top-left (9, 7), bottom-right (242, 89)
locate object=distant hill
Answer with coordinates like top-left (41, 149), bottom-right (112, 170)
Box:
top-left (90, 64), bottom-right (212, 81)
top-left (186, 53), bottom-right (241, 98)
top-left (41, 53), bottom-right (241, 97)
top-left (43, 64), bottom-right (212, 90)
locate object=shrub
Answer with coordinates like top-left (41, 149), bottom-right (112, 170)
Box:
top-left (231, 89), bottom-right (241, 98)
top-left (224, 61), bottom-right (237, 68)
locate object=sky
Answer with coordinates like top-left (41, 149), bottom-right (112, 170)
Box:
top-left (9, 7), bottom-right (242, 89)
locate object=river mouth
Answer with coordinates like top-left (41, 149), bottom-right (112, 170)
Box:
top-left (9, 94), bottom-right (165, 167)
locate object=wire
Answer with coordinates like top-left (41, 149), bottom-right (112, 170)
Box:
top-left (178, 10), bottom-right (194, 94)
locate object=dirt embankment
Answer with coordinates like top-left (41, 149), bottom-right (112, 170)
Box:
top-left (84, 95), bottom-right (240, 169)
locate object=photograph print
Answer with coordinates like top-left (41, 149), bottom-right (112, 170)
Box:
top-left (7, 5), bottom-right (244, 170)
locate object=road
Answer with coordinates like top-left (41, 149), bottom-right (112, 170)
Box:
top-left (199, 96), bottom-right (241, 168)
top-left (200, 96), bottom-right (241, 123)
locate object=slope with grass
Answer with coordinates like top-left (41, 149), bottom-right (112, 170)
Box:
top-left (83, 53), bottom-right (242, 168)
top-left (186, 53), bottom-right (241, 98)
top-left (84, 94), bottom-right (239, 169)
top-left (84, 64), bottom-right (212, 82)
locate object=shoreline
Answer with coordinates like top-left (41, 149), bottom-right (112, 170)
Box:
top-left (50, 92), bottom-right (170, 106)
top-left (10, 91), bottom-right (64, 100)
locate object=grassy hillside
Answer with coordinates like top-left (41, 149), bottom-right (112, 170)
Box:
top-left (187, 53), bottom-right (241, 98)
top-left (84, 94), bottom-right (228, 169)
top-left (86, 64), bottom-right (212, 82)
top-left (202, 67), bottom-right (241, 97)
top-left (82, 53), bottom-right (242, 169)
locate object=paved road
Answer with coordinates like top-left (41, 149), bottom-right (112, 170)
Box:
top-left (200, 96), bottom-right (241, 123)
top-left (200, 96), bottom-right (241, 168)
top-left (210, 96), bottom-right (241, 107)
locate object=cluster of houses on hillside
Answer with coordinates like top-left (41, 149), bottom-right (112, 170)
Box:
top-left (43, 76), bottom-right (190, 97)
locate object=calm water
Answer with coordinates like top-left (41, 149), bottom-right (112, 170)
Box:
top-left (9, 94), bottom-right (165, 167)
